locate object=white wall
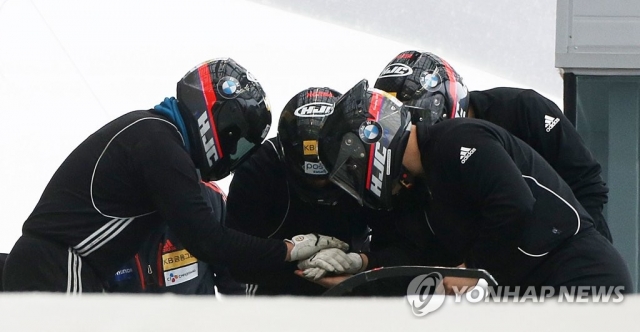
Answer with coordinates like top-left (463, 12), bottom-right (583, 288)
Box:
top-left (248, 0), bottom-right (562, 99)
top-left (0, 0), bottom-right (553, 252)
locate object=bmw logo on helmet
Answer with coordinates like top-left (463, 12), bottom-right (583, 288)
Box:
top-left (218, 76), bottom-right (241, 99)
top-left (358, 120), bottom-right (383, 144)
top-left (419, 70), bottom-right (442, 91)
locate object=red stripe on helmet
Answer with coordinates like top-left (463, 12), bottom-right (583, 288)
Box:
top-left (441, 59), bottom-right (459, 119)
top-left (365, 92), bottom-right (384, 191)
top-left (198, 65), bottom-right (224, 159)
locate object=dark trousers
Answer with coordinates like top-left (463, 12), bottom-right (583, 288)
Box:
top-left (521, 228), bottom-right (633, 294)
top-left (3, 235), bottom-right (104, 293)
top-left (583, 203), bottom-right (613, 243)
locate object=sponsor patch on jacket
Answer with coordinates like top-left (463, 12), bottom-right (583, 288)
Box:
top-left (164, 263), bottom-right (199, 287)
top-left (162, 239), bottom-right (176, 253)
top-left (162, 249), bottom-right (198, 271)
top-left (114, 268), bottom-right (134, 282)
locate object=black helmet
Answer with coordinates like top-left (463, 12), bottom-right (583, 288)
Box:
top-left (177, 58), bottom-right (271, 181)
top-left (278, 87), bottom-right (344, 205)
top-left (318, 79), bottom-right (412, 210)
top-left (374, 50), bottom-right (469, 125)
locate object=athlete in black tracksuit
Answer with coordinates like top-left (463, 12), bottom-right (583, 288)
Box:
top-left (374, 51), bottom-right (612, 242)
top-left (107, 181), bottom-right (243, 295)
top-left (226, 139), bottom-right (433, 296)
top-left (317, 81), bottom-right (632, 294)
top-left (412, 118), bottom-right (631, 291)
top-left (2, 59), bottom-right (343, 293)
top-left (2, 110), bottom-right (285, 292)
top-left (468, 88), bottom-right (612, 242)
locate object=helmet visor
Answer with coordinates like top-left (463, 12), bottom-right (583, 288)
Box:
top-left (329, 131), bottom-right (370, 207)
top-left (213, 98), bottom-right (270, 177)
top-left (327, 93), bottom-right (407, 210)
top-left (229, 137), bottom-right (259, 169)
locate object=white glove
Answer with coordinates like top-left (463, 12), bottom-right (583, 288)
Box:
top-left (299, 267), bottom-right (327, 281)
top-left (297, 248), bottom-right (363, 280)
top-left (285, 234), bottom-right (349, 261)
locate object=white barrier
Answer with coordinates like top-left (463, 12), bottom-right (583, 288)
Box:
top-left (0, 293), bottom-right (636, 331)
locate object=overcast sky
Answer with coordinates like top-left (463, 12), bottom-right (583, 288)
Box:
top-left (0, 0), bottom-right (557, 252)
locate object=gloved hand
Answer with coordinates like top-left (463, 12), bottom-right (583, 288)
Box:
top-left (285, 234), bottom-right (349, 261)
top-left (299, 267), bottom-right (327, 281)
top-left (297, 248), bottom-right (363, 280)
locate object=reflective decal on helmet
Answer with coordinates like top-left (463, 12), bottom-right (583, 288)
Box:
top-left (358, 120), bottom-right (383, 144)
top-left (307, 90), bottom-right (335, 99)
top-left (260, 124), bottom-right (271, 140)
top-left (217, 76), bottom-right (241, 99)
top-left (197, 65), bottom-right (223, 166)
top-left (420, 70), bottom-right (442, 91)
top-left (440, 58), bottom-right (460, 119)
top-left (304, 161), bottom-right (328, 175)
top-left (378, 63), bottom-right (413, 78)
top-left (303, 140), bottom-right (318, 156)
top-left (198, 112), bottom-right (220, 166)
top-left (368, 142), bottom-right (390, 197)
top-left (293, 102), bottom-right (334, 118)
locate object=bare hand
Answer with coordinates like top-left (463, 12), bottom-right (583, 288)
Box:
top-left (443, 276), bottom-right (479, 295)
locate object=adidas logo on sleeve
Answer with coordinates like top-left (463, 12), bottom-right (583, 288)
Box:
top-left (460, 146), bottom-right (476, 164)
top-left (545, 115), bottom-right (559, 132)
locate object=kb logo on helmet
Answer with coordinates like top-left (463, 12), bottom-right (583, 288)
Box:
top-left (294, 102), bottom-right (334, 118)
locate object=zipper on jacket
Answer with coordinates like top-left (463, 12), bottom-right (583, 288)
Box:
top-left (157, 243), bottom-right (164, 287)
top-left (134, 254), bottom-right (146, 290)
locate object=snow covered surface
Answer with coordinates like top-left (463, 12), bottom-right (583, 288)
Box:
top-left (0, 0), bottom-right (553, 253)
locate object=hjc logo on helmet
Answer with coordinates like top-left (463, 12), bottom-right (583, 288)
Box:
top-left (293, 102), bottom-right (334, 117)
top-left (197, 112), bottom-right (220, 166)
top-left (176, 58), bottom-right (271, 181)
top-left (379, 63), bottom-right (413, 78)
top-left (369, 142), bottom-right (389, 197)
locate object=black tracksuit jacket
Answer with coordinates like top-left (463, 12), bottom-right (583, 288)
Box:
top-left (3, 110), bottom-right (287, 292)
top-left (469, 88), bottom-right (611, 241)
top-left (414, 118), bottom-right (629, 288)
top-left (107, 181), bottom-right (243, 295)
